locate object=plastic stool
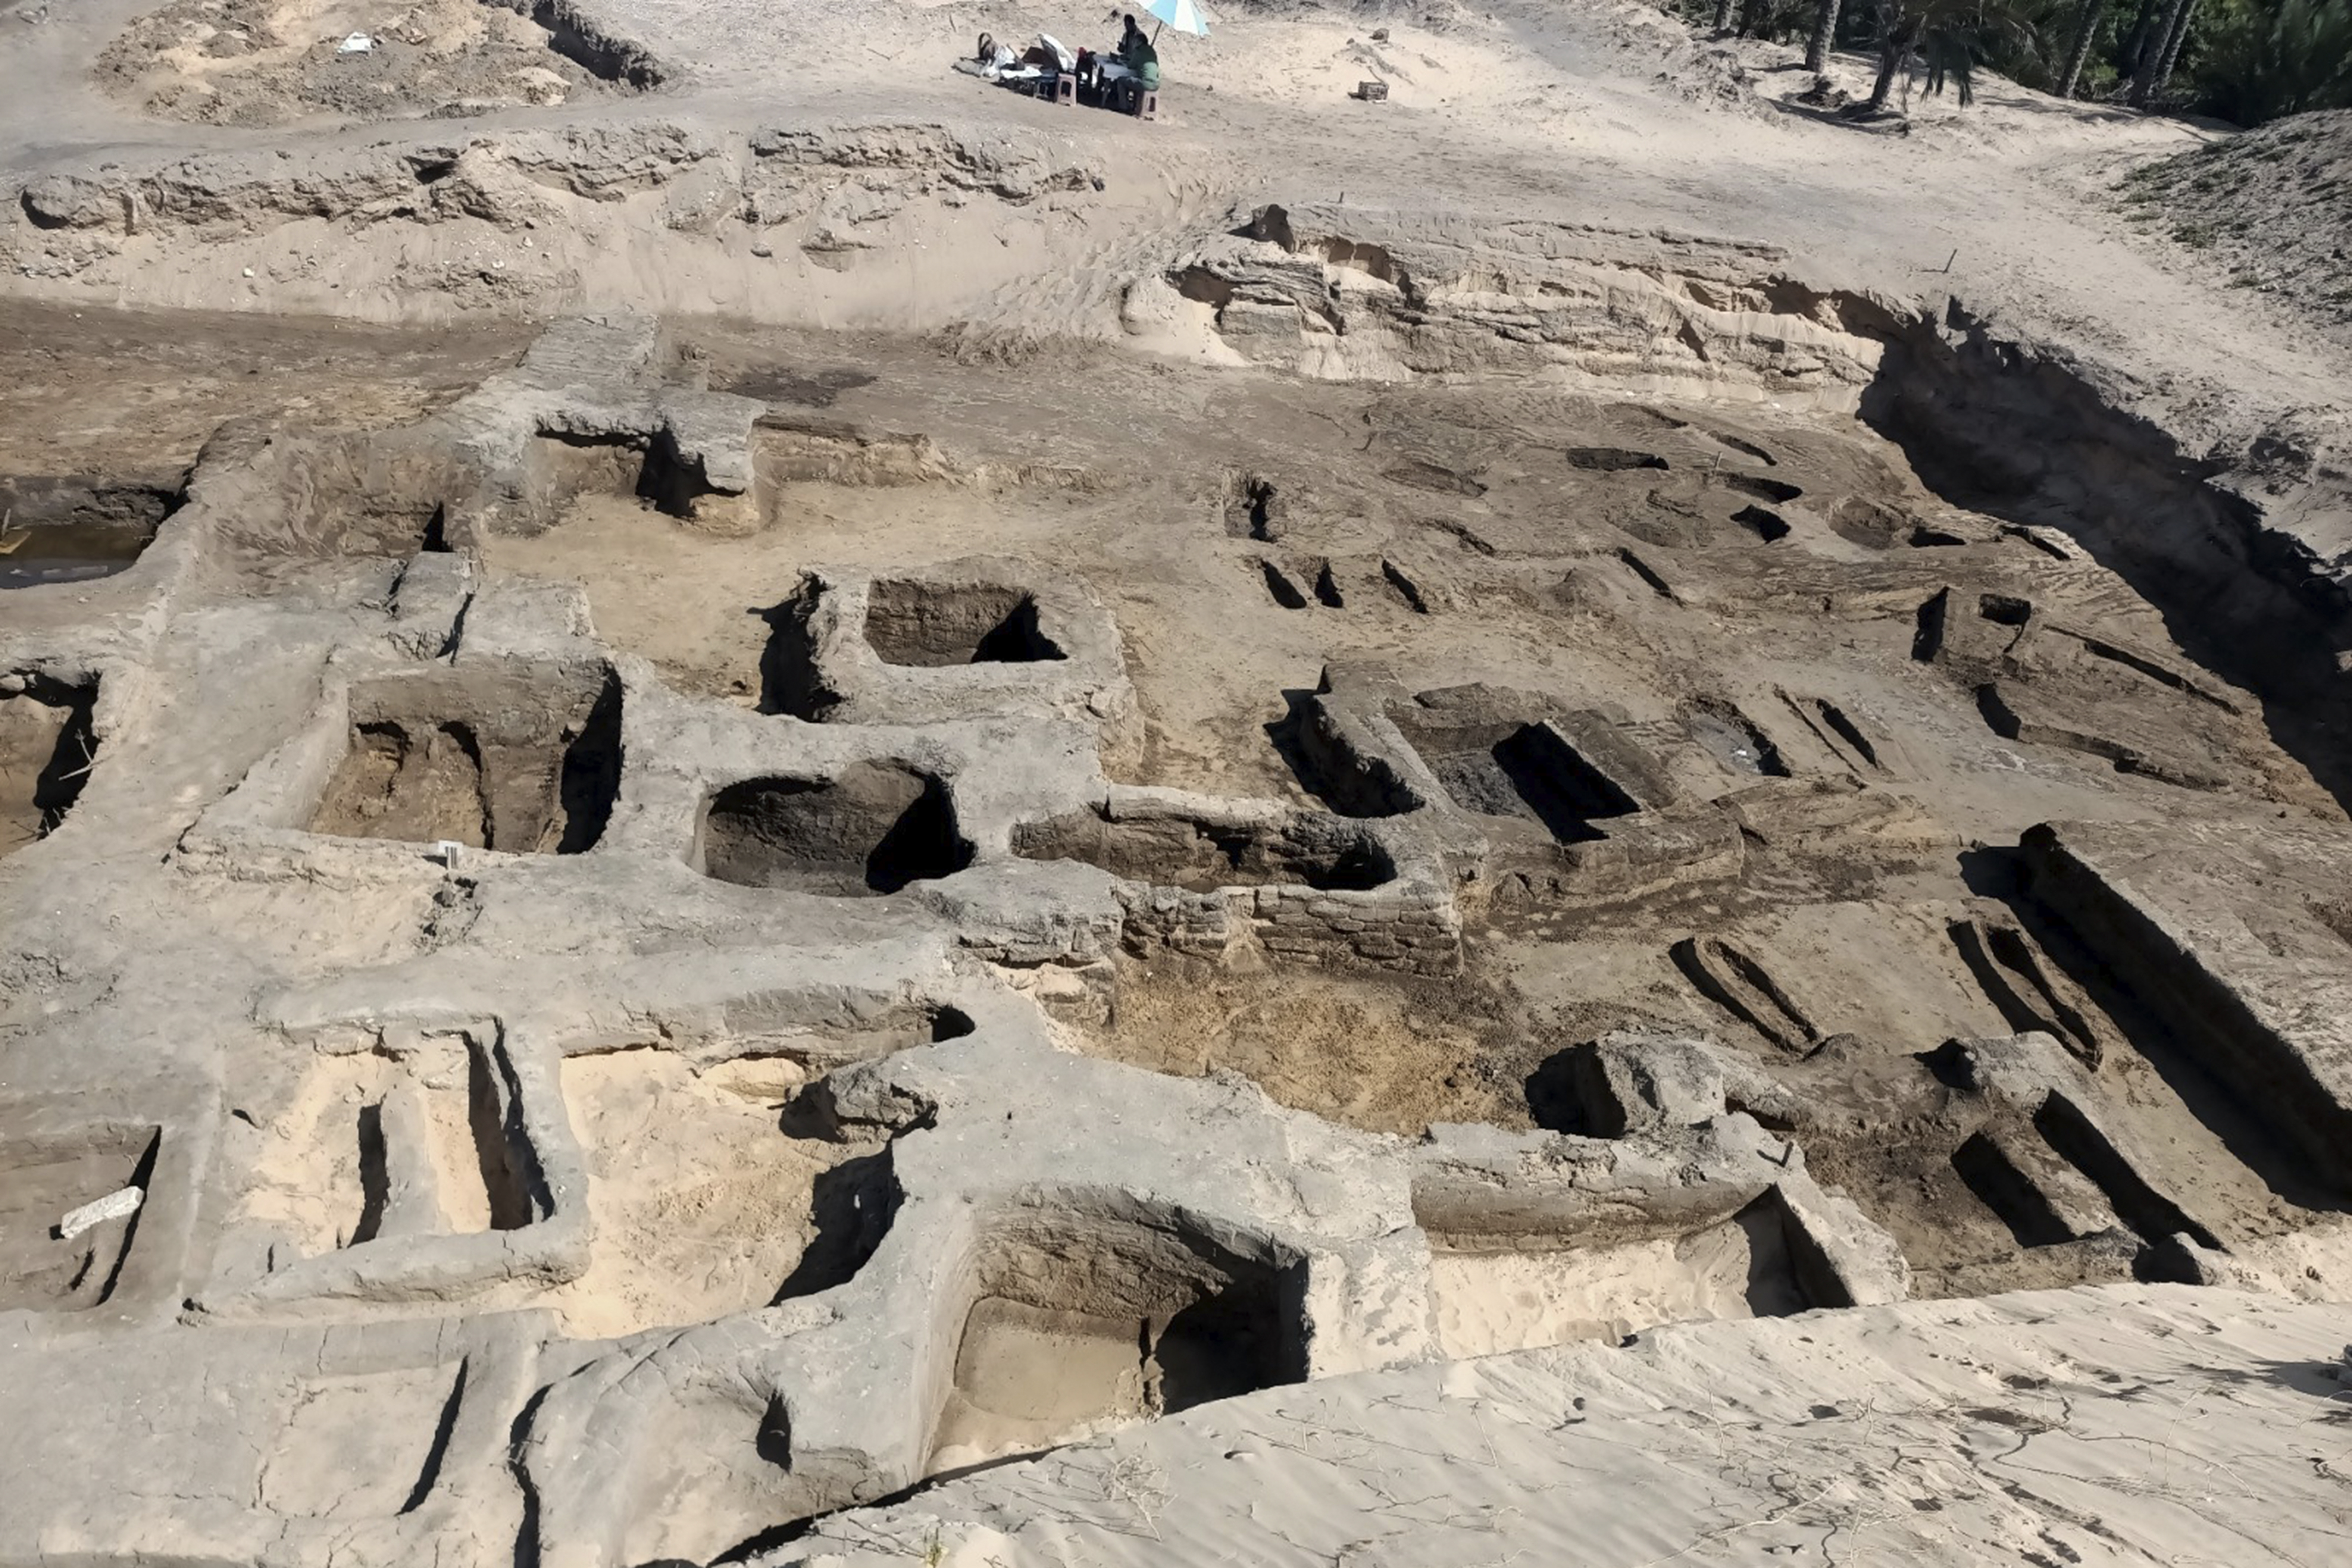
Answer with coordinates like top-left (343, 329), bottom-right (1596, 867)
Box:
top-left (1135, 88), bottom-right (1159, 121)
top-left (1055, 72), bottom-right (1077, 105)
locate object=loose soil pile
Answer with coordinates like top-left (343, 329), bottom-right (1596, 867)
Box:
top-left (2123, 109), bottom-right (2352, 336)
top-left (95, 0), bottom-right (613, 124)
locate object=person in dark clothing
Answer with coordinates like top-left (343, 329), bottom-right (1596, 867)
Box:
top-left (1113, 12), bottom-right (1159, 110)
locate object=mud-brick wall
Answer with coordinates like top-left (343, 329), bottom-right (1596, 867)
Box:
top-left (1245, 884), bottom-right (1461, 975)
top-left (1113, 885), bottom-right (1239, 960)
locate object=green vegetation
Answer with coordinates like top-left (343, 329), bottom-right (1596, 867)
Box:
top-left (2190, 0), bottom-right (2352, 122)
top-left (1684, 0), bottom-right (2352, 124)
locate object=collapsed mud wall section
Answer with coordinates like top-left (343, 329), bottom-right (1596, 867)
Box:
top-left (2, 118), bottom-right (1119, 325)
top-left (1151, 204), bottom-right (1904, 399)
top-left (1012, 791), bottom-right (1462, 976)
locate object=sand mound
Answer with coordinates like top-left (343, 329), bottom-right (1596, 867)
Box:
top-left (771, 1285), bottom-right (2352, 1566)
top-left (93, 0), bottom-right (658, 125)
top-left (2124, 110), bottom-right (2352, 337)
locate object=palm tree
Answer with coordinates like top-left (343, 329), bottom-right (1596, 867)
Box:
top-left (1806, 0), bottom-right (1848, 70)
top-left (2151, 0), bottom-right (2201, 94)
top-left (1858, 0), bottom-right (2040, 112)
top-left (2056, 0), bottom-right (2106, 97)
top-left (2194, 0), bottom-right (2352, 122)
top-left (2128, 0), bottom-right (2195, 102)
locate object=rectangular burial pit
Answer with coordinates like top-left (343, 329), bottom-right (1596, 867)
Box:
top-left (522, 430), bottom-right (738, 529)
top-left (309, 664), bottom-right (621, 854)
top-left (861, 580), bottom-right (1065, 668)
top-left (930, 1206), bottom-right (1305, 1473)
top-left (1422, 1197), bottom-right (1809, 1358)
top-left (233, 1037), bottom-right (532, 1261)
top-left (1390, 714), bottom-right (1642, 844)
top-left (1012, 806), bottom-right (1395, 894)
top-left (0, 477), bottom-right (175, 589)
top-left (698, 762), bottom-right (971, 896)
top-left (0, 1121), bottom-right (161, 1312)
top-left (547, 1047), bottom-right (895, 1338)
top-left (0, 673), bottom-right (99, 859)
top-left (1682, 699), bottom-right (1789, 779)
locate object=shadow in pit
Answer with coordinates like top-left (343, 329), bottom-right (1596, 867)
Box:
top-left (1959, 845), bottom-right (2351, 1214)
top-left (0, 672), bottom-right (100, 858)
top-left (539, 430), bottom-right (711, 522)
top-left (0, 475), bottom-right (180, 589)
top-left (1523, 1054), bottom-right (1589, 1135)
top-left (1859, 335), bottom-right (2352, 817)
top-left (1263, 687), bottom-right (1331, 805)
top-left (771, 1147), bottom-right (902, 1302)
top-left (701, 765), bottom-right (971, 896)
top-left (753, 597), bottom-right (830, 718)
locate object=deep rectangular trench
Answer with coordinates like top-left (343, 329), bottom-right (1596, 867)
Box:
top-left (1393, 716), bottom-right (1642, 844)
top-left (862, 581), bottom-right (1065, 668)
top-left (310, 667), bottom-right (622, 854)
top-left (523, 431), bottom-right (713, 523)
top-left (700, 763), bottom-right (970, 896)
top-left (929, 1208), bottom-right (1306, 1471)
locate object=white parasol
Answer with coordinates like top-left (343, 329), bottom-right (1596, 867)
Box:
top-left (1143, 0), bottom-right (1211, 39)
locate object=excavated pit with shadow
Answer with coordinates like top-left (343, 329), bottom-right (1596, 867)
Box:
top-left (1416, 1196), bottom-right (1809, 1357)
top-left (700, 763), bottom-right (970, 895)
top-left (862, 581), bottom-right (1064, 668)
top-left (310, 667), bottom-right (622, 854)
top-left (0, 1122), bottom-right (160, 1311)
top-left (1683, 700), bottom-right (1788, 778)
top-left (525, 431), bottom-right (711, 523)
top-left (929, 1205), bottom-right (1306, 1473)
top-left (1391, 714), bottom-right (1641, 843)
top-left (0, 673), bottom-right (100, 859)
top-left (0, 476), bottom-right (176, 589)
top-left (234, 1035), bottom-right (530, 1258)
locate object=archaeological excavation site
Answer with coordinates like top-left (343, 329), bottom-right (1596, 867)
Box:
top-left (4, 0), bottom-right (2352, 1562)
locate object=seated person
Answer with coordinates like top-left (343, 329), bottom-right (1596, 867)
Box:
top-left (1113, 14), bottom-right (1159, 107)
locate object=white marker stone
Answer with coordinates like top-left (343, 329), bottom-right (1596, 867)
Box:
top-left (55, 1185), bottom-right (143, 1240)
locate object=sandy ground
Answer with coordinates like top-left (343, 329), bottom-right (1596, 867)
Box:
top-left (1428, 1202), bottom-right (1801, 1355)
top-left (543, 1047), bottom-right (876, 1337)
top-left (779, 1285), bottom-right (2352, 1567)
top-left (1, 0), bottom-right (2344, 456)
top-left (5, 0), bottom-right (2352, 1560)
top-left (0, 299), bottom-right (529, 482)
top-left (94, 0), bottom-right (610, 125)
